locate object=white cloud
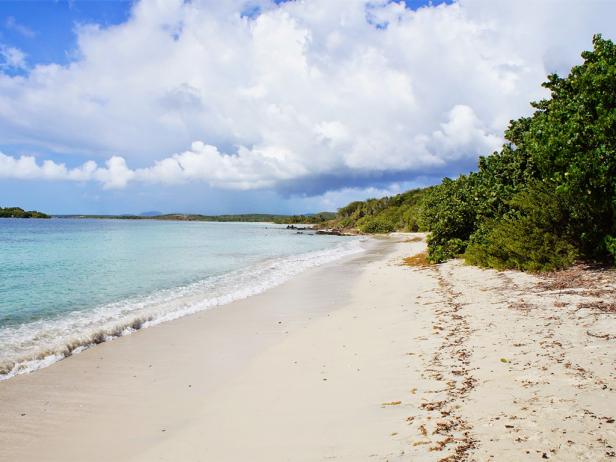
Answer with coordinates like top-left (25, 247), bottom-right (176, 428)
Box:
top-left (0, 152), bottom-right (94, 181)
top-left (0, 142), bottom-right (305, 190)
top-left (5, 16), bottom-right (36, 38)
top-left (0, 44), bottom-right (27, 70)
top-left (429, 105), bottom-right (502, 161)
top-left (0, 0), bottom-right (614, 193)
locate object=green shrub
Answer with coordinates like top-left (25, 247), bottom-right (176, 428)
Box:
top-left (605, 235), bottom-right (616, 264)
top-left (402, 207), bottom-right (420, 232)
top-left (358, 217), bottom-right (397, 233)
top-left (464, 182), bottom-right (577, 271)
top-left (426, 237), bottom-right (466, 264)
top-left (465, 217), bottom-right (577, 272)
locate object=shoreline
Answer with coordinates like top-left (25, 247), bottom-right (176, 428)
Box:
top-left (0, 234), bottom-right (366, 382)
top-left (0, 234), bottom-right (614, 461)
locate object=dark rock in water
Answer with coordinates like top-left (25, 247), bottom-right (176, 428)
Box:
top-left (316, 229), bottom-right (343, 236)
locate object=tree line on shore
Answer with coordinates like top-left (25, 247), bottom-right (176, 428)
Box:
top-left (329, 35), bottom-right (615, 272)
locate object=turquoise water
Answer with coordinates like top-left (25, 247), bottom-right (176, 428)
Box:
top-left (0, 219), bottom-right (363, 379)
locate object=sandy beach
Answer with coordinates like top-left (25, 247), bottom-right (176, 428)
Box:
top-left (0, 235), bottom-right (614, 461)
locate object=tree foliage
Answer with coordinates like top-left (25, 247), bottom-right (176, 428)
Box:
top-left (419, 176), bottom-right (478, 261)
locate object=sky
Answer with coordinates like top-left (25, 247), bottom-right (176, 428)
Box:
top-left (0, 0), bottom-right (614, 215)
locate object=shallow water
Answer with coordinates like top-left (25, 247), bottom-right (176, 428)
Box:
top-left (0, 218), bottom-right (363, 379)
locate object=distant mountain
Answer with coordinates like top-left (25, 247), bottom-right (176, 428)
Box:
top-left (140, 211), bottom-right (163, 217)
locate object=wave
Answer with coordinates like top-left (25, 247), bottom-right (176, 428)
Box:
top-left (0, 238), bottom-right (366, 381)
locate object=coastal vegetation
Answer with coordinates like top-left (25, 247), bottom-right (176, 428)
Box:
top-left (0, 207), bottom-right (50, 219)
top-left (331, 35), bottom-right (616, 272)
top-left (422, 34), bottom-right (616, 271)
top-left (329, 188), bottom-right (429, 233)
top-left (272, 212), bottom-right (336, 224)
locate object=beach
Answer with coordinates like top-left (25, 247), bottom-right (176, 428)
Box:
top-left (0, 234), bottom-right (614, 461)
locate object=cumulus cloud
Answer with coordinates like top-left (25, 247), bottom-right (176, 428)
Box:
top-left (0, 152), bottom-right (114, 188)
top-left (0, 0), bottom-right (614, 193)
top-left (0, 142), bottom-right (305, 190)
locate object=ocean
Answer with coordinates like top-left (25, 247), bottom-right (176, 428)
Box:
top-left (0, 218), bottom-right (363, 380)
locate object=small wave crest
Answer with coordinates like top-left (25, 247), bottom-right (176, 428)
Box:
top-left (0, 238), bottom-right (365, 381)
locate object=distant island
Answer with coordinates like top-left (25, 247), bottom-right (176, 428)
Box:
top-left (0, 207), bottom-right (50, 219)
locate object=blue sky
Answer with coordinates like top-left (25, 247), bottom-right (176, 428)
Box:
top-left (0, 1), bottom-right (131, 70)
top-left (0, 0), bottom-right (613, 214)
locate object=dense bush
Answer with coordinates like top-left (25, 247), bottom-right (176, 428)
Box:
top-left (464, 183), bottom-right (578, 271)
top-left (358, 216), bottom-right (397, 233)
top-left (605, 236), bottom-right (616, 264)
top-left (419, 176), bottom-right (478, 262)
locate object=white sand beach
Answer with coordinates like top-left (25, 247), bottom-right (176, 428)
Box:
top-left (0, 235), bottom-right (614, 461)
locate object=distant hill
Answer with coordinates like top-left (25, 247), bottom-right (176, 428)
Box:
top-left (140, 211), bottom-right (163, 217)
top-left (55, 212), bottom-right (336, 224)
top-left (0, 207), bottom-right (50, 219)
top-left (326, 188), bottom-right (430, 233)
